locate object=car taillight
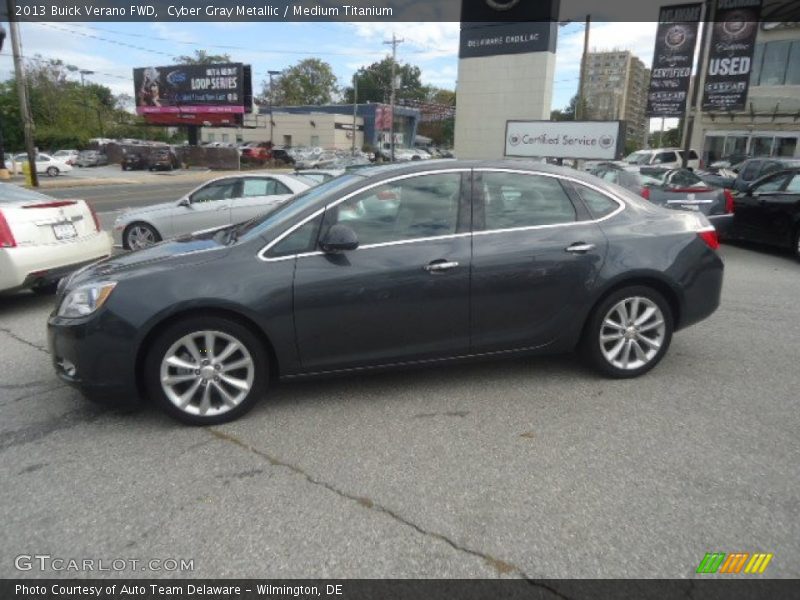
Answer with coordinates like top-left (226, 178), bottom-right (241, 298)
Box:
top-left (89, 205), bottom-right (101, 232)
top-left (0, 210), bottom-right (17, 248)
top-left (724, 189), bottom-right (735, 214)
top-left (698, 229), bottom-right (719, 251)
top-left (641, 187), bottom-right (650, 200)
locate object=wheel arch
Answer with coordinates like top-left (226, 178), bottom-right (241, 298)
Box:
top-left (134, 306), bottom-right (281, 401)
top-left (578, 274), bottom-right (683, 346)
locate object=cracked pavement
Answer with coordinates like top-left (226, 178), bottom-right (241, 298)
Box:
top-left (0, 243), bottom-right (798, 579)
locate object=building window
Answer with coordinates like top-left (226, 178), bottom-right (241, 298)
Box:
top-left (776, 137), bottom-right (797, 157)
top-left (752, 41), bottom-right (800, 86)
top-left (208, 133), bottom-right (215, 142)
top-left (751, 136), bottom-right (773, 157)
top-left (221, 134), bottom-right (229, 143)
top-left (310, 135), bottom-right (320, 147)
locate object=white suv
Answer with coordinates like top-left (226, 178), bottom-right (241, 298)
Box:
top-left (623, 148), bottom-right (700, 170)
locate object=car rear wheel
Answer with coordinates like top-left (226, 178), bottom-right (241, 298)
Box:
top-left (46, 166), bottom-right (59, 177)
top-left (124, 222), bottom-right (161, 250)
top-left (144, 317), bottom-right (268, 425)
top-left (582, 286), bottom-right (673, 378)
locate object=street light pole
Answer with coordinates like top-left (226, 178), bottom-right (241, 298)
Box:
top-left (268, 70), bottom-right (281, 147)
top-left (352, 74), bottom-right (358, 156)
top-left (384, 33), bottom-right (403, 162)
top-left (7, 2), bottom-right (38, 187)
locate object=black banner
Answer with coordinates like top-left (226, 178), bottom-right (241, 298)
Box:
top-left (3, 579), bottom-right (800, 600)
top-left (132, 63), bottom-right (250, 115)
top-left (646, 3), bottom-right (702, 117)
top-left (701, 0), bottom-right (763, 112)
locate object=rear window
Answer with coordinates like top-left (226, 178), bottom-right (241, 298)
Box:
top-left (0, 183), bottom-right (53, 204)
top-left (639, 169), bottom-right (669, 186)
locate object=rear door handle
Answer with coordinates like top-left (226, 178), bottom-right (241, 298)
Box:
top-left (565, 243), bottom-right (595, 253)
top-left (424, 260), bottom-right (459, 273)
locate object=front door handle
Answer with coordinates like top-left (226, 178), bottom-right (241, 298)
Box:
top-left (424, 260), bottom-right (459, 273)
top-left (565, 242), bottom-right (595, 253)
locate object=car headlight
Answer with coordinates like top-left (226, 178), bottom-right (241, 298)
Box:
top-left (57, 282), bottom-right (117, 318)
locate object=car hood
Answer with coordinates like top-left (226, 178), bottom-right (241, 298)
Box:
top-left (65, 231), bottom-right (230, 287)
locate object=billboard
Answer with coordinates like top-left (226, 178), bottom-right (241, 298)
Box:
top-left (134, 63), bottom-right (252, 116)
top-left (504, 121), bottom-right (626, 160)
top-left (646, 3), bottom-right (702, 117)
top-left (701, 0), bottom-right (762, 112)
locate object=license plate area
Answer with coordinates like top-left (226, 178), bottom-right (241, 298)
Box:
top-left (53, 222), bottom-right (78, 240)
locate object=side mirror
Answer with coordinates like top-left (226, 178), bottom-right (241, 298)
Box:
top-left (178, 197), bottom-right (191, 207)
top-left (320, 224), bottom-right (359, 253)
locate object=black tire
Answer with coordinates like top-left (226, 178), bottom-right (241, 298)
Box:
top-left (144, 316), bottom-right (269, 425)
top-left (31, 281), bottom-right (59, 295)
top-left (793, 227), bottom-right (800, 262)
top-left (46, 166), bottom-right (59, 177)
top-left (581, 285), bottom-right (674, 379)
top-left (121, 164), bottom-right (128, 171)
top-left (123, 222), bottom-right (161, 250)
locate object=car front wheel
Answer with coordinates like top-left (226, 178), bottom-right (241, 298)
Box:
top-left (124, 222), bottom-right (161, 250)
top-left (144, 316), bottom-right (268, 425)
top-left (583, 286), bottom-right (674, 378)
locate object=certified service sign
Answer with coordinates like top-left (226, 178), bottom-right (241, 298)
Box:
top-left (504, 120), bottom-right (625, 160)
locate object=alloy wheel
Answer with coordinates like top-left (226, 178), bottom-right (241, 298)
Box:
top-left (159, 330), bottom-right (255, 418)
top-left (126, 224), bottom-right (158, 249)
top-left (599, 296), bottom-right (666, 371)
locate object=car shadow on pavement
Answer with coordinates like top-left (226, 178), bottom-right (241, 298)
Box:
top-left (722, 240), bottom-right (797, 263)
top-left (0, 290), bottom-right (57, 316)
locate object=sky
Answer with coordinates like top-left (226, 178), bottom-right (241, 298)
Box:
top-left (0, 20), bottom-right (673, 131)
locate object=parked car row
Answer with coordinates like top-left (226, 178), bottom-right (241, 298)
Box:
top-left (121, 149), bottom-right (180, 171)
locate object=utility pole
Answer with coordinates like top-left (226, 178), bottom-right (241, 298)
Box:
top-left (7, 3), bottom-right (38, 187)
top-left (351, 74), bottom-right (358, 156)
top-left (575, 15), bottom-right (591, 121)
top-left (0, 24), bottom-right (7, 180)
top-left (384, 33), bottom-right (403, 162)
top-left (268, 70), bottom-right (281, 147)
top-left (682, 0), bottom-right (713, 168)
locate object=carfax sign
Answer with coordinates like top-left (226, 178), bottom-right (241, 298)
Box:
top-left (504, 121), bottom-right (626, 160)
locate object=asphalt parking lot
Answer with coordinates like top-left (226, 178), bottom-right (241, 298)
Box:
top-left (0, 242), bottom-right (798, 579)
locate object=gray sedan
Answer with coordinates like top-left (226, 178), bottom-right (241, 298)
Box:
top-left (112, 173), bottom-right (312, 249)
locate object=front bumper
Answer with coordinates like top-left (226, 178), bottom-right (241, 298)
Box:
top-left (47, 311), bottom-right (141, 406)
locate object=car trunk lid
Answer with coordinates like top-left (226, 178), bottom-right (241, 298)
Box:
top-left (2, 199), bottom-right (98, 246)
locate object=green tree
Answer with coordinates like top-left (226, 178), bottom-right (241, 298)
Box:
top-left (261, 58), bottom-right (338, 106)
top-left (174, 50), bottom-right (232, 64)
top-left (0, 55), bottom-right (139, 152)
top-left (342, 57), bottom-right (427, 104)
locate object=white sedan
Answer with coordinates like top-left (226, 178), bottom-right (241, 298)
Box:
top-left (12, 153), bottom-right (73, 177)
top-left (0, 183), bottom-right (112, 293)
top-left (112, 173), bottom-right (313, 249)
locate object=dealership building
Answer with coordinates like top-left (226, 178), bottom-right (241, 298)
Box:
top-left (201, 103), bottom-right (421, 151)
top-left (688, 23), bottom-right (800, 163)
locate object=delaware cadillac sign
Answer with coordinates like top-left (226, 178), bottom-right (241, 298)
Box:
top-left (505, 121), bottom-right (625, 160)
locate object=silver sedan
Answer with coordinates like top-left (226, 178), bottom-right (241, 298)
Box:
top-left (112, 173), bottom-right (312, 249)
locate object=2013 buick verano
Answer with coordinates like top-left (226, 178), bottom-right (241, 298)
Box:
top-left (48, 161), bottom-right (724, 425)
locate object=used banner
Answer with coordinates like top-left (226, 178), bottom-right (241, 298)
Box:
top-left (701, 0), bottom-right (763, 112)
top-left (646, 3), bottom-right (702, 117)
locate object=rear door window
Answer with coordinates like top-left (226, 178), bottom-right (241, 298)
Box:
top-left (481, 172), bottom-right (577, 229)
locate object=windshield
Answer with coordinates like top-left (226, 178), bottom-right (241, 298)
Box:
top-left (236, 173), bottom-right (364, 242)
top-left (624, 151), bottom-right (652, 165)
